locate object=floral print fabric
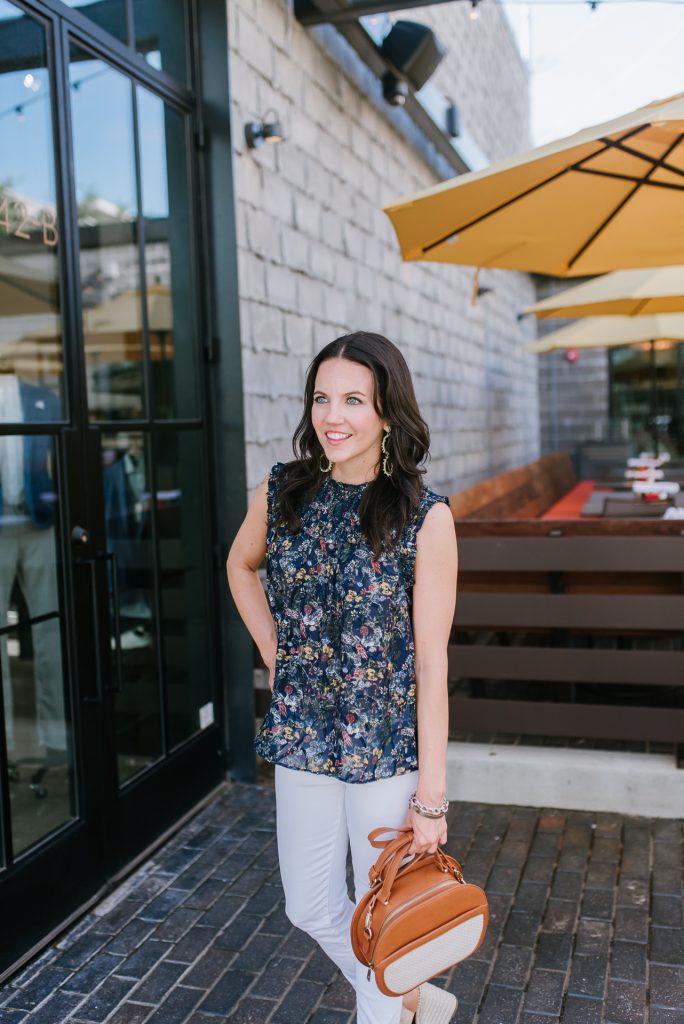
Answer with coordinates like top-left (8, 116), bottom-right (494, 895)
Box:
top-left (254, 462), bottom-right (450, 784)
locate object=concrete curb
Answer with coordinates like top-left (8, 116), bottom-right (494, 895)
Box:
top-left (446, 742), bottom-right (684, 818)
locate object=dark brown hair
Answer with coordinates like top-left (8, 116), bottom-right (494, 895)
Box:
top-left (276, 331), bottom-right (431, 556)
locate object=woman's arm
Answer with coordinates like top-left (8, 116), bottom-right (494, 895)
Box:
top-left (407, 500), bottom-right (458, 853)
top-left (226, 473), bottom-right (278, 691)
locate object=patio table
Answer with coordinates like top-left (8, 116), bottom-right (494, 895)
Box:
top-left (541, 480), bottom-right (684, 519)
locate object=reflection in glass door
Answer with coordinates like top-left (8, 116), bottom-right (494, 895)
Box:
top-left (69, 40), bottom-right (214, 790)
top-left (0, 1), bottom-right (75, 864)
top-left (0, 0), bottom-right (224, 977)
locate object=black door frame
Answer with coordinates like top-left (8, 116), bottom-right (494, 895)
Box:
top-left (0, 0), bottom-right (253, 980)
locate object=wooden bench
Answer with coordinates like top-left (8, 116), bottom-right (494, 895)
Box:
top-left (448, 454), bottom-right (684, 765)
top-left (449, 451), bottom-right (577, 520)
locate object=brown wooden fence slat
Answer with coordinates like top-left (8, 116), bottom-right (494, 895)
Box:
top-left (458, 537), bottom-right (684, 573)
top-left (448, 645), bottom-right (684, 686)
top-left (455, 593), bottom-right (684, 631)
top-left (449, 697), bottom-right (684, 743)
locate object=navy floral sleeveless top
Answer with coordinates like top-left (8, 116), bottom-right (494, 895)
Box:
top-left (254, 462), bottom-right (450, 784)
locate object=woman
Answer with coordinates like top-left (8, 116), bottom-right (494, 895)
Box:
top-left (227, 332), bottom-right (458, 1024)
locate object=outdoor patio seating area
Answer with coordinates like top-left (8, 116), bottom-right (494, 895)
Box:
top-left (447, 452), bottom-right (684, 768)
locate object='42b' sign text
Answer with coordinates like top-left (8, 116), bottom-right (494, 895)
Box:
top-left (0, 197), bottom-right (58, 248)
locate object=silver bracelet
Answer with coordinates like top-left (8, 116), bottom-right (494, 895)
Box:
top-left (409, 791), bottom-right (449, 819)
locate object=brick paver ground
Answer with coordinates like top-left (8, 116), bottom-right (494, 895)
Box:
top-left (1, 780), bottom-right (683, 1023)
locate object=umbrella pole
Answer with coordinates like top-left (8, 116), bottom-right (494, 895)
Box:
top-left (649, 338), bottom-right (659, 457)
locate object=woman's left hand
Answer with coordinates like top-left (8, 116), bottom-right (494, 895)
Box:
top-left (403, 808), bottom-right (447, 855)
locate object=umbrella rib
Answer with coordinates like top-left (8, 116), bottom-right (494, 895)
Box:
top-left (572, 167), bottom-right (684, 192)
top-left (595, 137), bottom-right (684, 181)
top-left (567, 130), bottom-right (684, 272)
top-left (421, 165), bottom-right (574, 254)
top-left (420, 125), bottom-right (648, 256)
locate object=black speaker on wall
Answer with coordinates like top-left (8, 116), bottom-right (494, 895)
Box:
top-left (380, 20), bottom-right (447, 92)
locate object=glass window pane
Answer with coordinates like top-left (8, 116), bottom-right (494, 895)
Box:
top-left (69, 45), bottom-right (145, 421)
top-left (134, 0), bottom-right (188, 84)
top-left (60, 0), bottom-right (128, 45)
top-left (0, 2), bottom-right (65, 418)
top-left (153, 431), bottom-right (212, 749)
top-left (0, 437), bottom-right (74, 858)
top-left (137, 87), bottom-right (199, 420)
top-left (102, 431), bottom-right (162, 784)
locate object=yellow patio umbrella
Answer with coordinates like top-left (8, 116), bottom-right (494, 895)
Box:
top-left (525, 266), bottom-right (684, 319)
top-left (384, 93), bottom-right (684, 277)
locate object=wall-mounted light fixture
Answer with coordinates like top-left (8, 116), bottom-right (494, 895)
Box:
top-left (379, 20), bottom-right (446, 105)
top-left (244, 110), bottom-right (287, 149)
top-left (382, 72), bottom-right (409, 107)
top-left (445, 102), bottom-right (460, 139)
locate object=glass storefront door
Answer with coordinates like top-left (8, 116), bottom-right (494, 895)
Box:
top-left (0, 0), bottom-right (223, 976)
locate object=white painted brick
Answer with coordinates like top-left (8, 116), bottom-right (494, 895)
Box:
top-left (267, 352), bottom-right (306, 398)
top-left (238, 10), bottom-right (273, 76)
top-left (323, 285), bottom-right (347, 326)
top-left (233, 156), bottom-right (263, 210)
top-left (296, 275), bottom-right (326, 320)
top-left (309, 242), bottom-right (334, 284)
top-left (237, 248), bottom-right (267, 302)
top-left (281, 226), bottom-right (310, 273)
top-left (247, 206), bottom-right (282, 261)
top-left (284, 312), bottom-right (314, 357)
top-left (342, 222), bottom-right (364, 262)
top-left (293, 192), bottom-right (321, 238)
top-left (230, 0), bottom-right (539, 493)
top-left (265, 263), bottom-right (298, 311)
top-left (320, 210), bottom-right (343, 252)
top-left (249, 302), bottom-right (287, 352)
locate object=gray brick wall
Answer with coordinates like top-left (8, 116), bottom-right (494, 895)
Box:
top-left (229, 0), bottom-right (539, 497)
top-left (534, 277), bottom-right (611, 457)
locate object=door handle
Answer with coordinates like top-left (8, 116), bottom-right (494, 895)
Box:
top-left (75, 550), bottom-right (123, 700)
top-left (75, 557), bottom-right (104, 704)
top-left (71, 525), bottom-right (90, 545)
top-left (102, 551), bottom-right (123, 694)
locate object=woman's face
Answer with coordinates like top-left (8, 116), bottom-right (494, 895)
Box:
top-left (311, 357), bottom-right (387, 479)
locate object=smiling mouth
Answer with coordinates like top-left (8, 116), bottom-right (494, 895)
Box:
top-left (325, 432), bottom-right (351, 442)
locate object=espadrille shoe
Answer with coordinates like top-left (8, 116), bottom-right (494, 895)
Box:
top-left (415, 982), bottom-right (458, 1024)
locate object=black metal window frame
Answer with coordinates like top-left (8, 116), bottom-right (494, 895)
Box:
top-left (0, 0), bottom-right (252, 790)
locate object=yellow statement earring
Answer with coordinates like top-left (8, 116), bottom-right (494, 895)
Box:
top-left (320, 454), bottom-right (333, 473)
top-left (381, 426), bottom-right (393, 477)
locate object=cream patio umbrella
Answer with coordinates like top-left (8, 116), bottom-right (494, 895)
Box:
top-left (525, 266), bottom-right (684, 319)
top-left (526, 314), bottom-right (684, 354)
top-left (384, 93), bottom-right (684, 277)
top-left (527, 314), bottom-right (684, 455)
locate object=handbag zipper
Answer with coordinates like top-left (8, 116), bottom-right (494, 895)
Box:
top-left (365, 877), bottom-right (461, 981)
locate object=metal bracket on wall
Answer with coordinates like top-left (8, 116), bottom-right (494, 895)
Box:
top-left (295, 0), bottom-right (456, 25)
top-left (294, 0), bottom-right (471, 176)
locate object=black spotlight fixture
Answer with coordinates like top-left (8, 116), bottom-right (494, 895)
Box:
top-left (380, 20), bottom-right (446, 94)
top-left (244, 109), bottom-right (286, 149)
top-left (382, 72), bottom-right (409, 107)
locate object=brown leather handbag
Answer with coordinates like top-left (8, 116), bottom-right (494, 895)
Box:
top-left (350, 826), bottom-right (489, 997)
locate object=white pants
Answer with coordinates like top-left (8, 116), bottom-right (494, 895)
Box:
top-left (275, 763), bottom-right (419, 1024)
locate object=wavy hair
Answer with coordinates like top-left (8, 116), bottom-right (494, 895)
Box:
top-left (276, 332), bottom-right (431, 557)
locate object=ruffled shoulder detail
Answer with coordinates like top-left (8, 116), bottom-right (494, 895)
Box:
top-left (266, 462), bottom-right (285, 531)
top-left (400, 487), bottom-right (451, 589)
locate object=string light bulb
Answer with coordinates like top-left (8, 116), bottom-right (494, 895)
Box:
top-left (469, 1), bottom-right (481, 21)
